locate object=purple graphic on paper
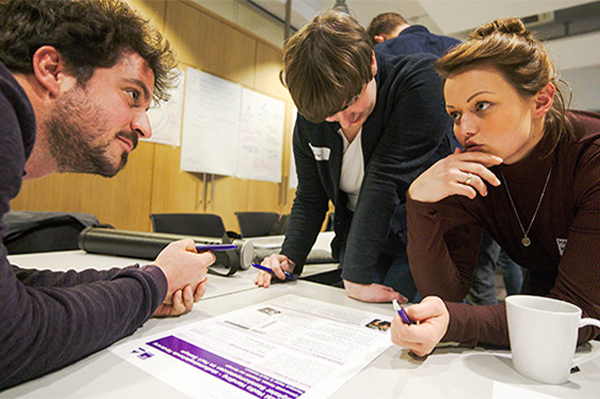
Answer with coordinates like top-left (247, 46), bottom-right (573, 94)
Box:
top-left (147, 335), bottom-right (305, 398)
top-left (132, 347), bottom-right (155, 360)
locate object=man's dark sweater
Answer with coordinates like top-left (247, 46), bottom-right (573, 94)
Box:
top-left (0, 61), bottom-right (167, 390)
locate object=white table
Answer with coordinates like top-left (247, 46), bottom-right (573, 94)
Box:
top-left (8, 252), bottom-right (339, 301)
top-left (7, 231), bottom-right (339, 300)
top-left (5, 251), bottom-right (600, 398)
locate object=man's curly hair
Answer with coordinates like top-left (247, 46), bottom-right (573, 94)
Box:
top-left (0, 0), bottom-right (178, 103)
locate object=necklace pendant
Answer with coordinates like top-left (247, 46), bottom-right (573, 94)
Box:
top-left (522, 236), bottom-right (531, 247)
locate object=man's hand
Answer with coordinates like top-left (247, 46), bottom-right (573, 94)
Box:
top-left (390, 296), bottom-right (450, 357)
top-left (153, 239), bottom-right (214, 307)
top-left (343, 280), bottom-right (407, 303)
top-left (153, 279), bottom-right (208, 317)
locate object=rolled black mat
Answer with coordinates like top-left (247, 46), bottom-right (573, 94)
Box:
top-left (78, 227), bottom-right (254, 276)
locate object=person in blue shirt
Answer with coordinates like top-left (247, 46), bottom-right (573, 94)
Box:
top-left (367, 12), bottom-right (460, 57)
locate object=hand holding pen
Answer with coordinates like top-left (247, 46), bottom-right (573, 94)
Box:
top-left (153, 239), bottom-right (216, 316)
top-left (390, 296), bottom-right (450, 358)
top-left (254, 254), bottom-right (296, 288)
top-left (393, 299), bottom-right (416, 325)
top-left (252, 263), bottom-right (295, 280)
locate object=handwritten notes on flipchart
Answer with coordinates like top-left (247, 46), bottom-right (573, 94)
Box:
top-left (144, 70), bottom-right (185, 146)
top-left (181, 68), bottom-right (241, 176)
top-left (180, 67), bottom-right (285, 183)
top-left (237, 89), bottom-right (283, 182)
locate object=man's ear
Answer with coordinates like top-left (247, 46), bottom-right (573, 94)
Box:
top-left (31, 46), bottom-right (68, 98)
top-left (373, 35), bottom-right (385, 43)
top-left (533, 82), bottom-right (555, 118)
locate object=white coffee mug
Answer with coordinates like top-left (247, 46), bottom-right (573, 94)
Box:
top-left (505, 295), bottom-right (600, 384)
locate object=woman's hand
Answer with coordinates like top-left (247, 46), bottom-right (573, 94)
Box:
top-left (408, 148), bottom-right (503, 203)
top-left (390, 296), bottom-right (450, 357)
top-left (254, 254), bottom-right (296, 288)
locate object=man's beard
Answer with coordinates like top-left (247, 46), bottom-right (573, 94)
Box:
top-left (44, 86), bottom-right (137, 177)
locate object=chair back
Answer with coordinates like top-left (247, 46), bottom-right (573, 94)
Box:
top-left (150, 213), bottom-right (227, 238)
top-left (235, 212), bottom-right (281, 238)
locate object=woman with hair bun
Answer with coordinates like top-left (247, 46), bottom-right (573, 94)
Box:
top-left (390, 17), bottom-right (600, 356)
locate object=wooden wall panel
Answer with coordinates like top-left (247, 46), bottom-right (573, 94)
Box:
top-left (152, 0), bottom-right (292, 230)
top-left (128, 0), bottom-right (166, 30)
top-left (165, 1), bottom-right (257, 87)
top-left (75, 142), bottom-right (155, 231)
top-left (206, 177), bottom-right (249, 232)
top-left (149, 144), bottom-right (201, 213)
top-left (255, 42), bottom-right (290, 101)
top-left (12, 142), bottom-right (155, 231)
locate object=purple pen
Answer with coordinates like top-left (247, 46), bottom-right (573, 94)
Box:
top-left (195, 244), bottom-right (237, 252)
top-left (251, 263), bottom-right (295, 281)
top-left (393, 299), bottom-right (416, 325)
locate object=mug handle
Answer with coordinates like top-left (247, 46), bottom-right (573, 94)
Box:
top-left (573, 318), bottom-right (600, 367)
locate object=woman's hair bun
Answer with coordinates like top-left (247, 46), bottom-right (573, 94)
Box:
top-left (470, 17), bottom-right (532, 40)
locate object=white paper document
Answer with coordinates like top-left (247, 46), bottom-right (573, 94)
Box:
top-left (111, 294), bottom-right (393, 398)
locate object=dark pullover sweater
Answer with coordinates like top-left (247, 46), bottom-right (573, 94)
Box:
top-left (0, 60), bottom-right (167, 390)
top-left (407, 110), bottom-right (600, 348)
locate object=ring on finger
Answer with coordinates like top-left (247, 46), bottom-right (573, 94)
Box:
top-left (465, 172), bottom-right (473, 185)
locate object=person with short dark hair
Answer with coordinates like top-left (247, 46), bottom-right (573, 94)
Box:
top-left (0, 0), bottom-right (214, 389)
top-left (391, 17), bottom-right (600, 356)
top-left (367, 12), bottom-right (460, 56)
top-left (255, 9), bottom-right (453, 304)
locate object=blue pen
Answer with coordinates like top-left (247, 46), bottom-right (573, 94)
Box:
top-left (195, 244), bottom-right (237, 252)
top-left (251, 263), bottom-right (295, 281)
top-left (393, 299), bottom-right (415, 325)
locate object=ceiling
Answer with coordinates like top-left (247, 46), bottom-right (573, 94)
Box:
top-left (248, 0), bottom-right (598, 37)
top-left (191, 0), bottom-right (600, 111)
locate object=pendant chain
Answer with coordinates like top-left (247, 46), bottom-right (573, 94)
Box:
top-left (500, 166), bottom-right (553, 247)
